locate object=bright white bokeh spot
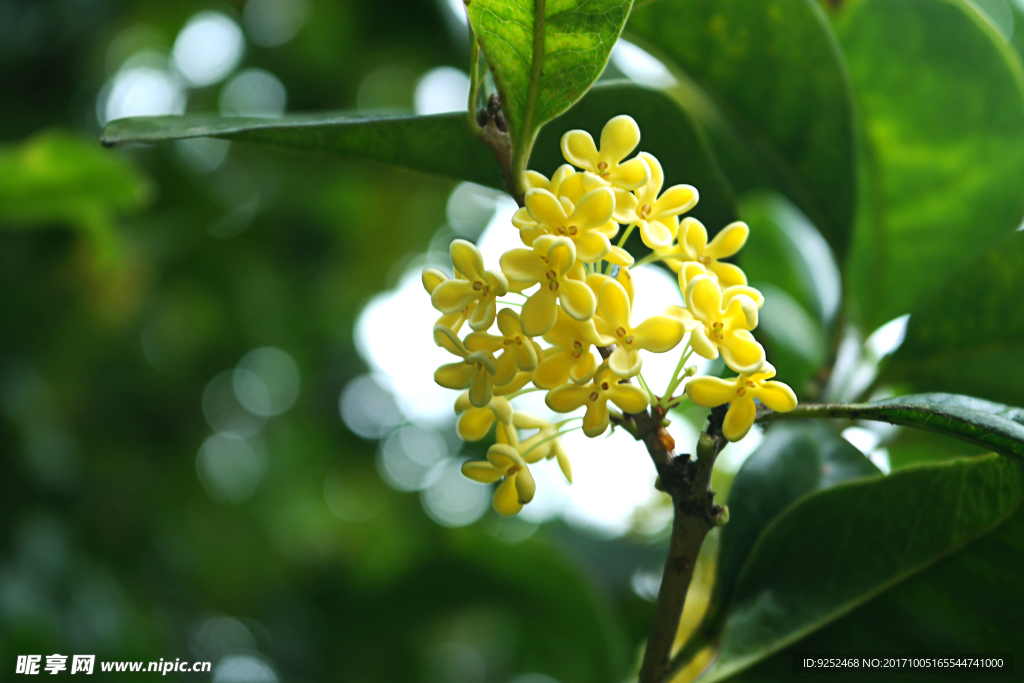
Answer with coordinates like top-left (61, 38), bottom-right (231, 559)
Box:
top-left (102, 66), bottom-right (186, 125)
top-left (204, 371), bottom-right (266, 437)
top-left (196, 434), bottom-right (267, 504)
top-left (176, 137), bottom-right (230, 174)
top-left (376, 425), bottom-right (448, 492)
top-left (355, 267), bottom-right (459, 427)
top-left (194, 616), bottom-right (257, 660)
top-left (476, 203), bottom-right (527, 263)
top-left (213, 655), bottom-right (277, 683)
top-left (414, 67), bottom-right (470, 115)
top-left (173, 12), bottom-right (245, 88)
top-left (220, 68), bottom-right (287, 117)
top-left (339, 374), bottom-right (404, 439)
top-left (446, 182), bottom-right (506, 239)
top-left (611, 40), bottom-right (677, 88)
top-left (243, 0), bottom-right (310, 47)
top-left (233, 347), bottom-right (300, 417)
top-left (631, 567), bottom-right (662, 602)
top-left (865, 314), bottom-right (909, 361)
top-left (420, 458), bottom-right (491, 527)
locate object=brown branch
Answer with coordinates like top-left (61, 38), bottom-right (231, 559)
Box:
top-left (595, 348), bottom-right (727, 683)
top-left (475, 93), bottom-right (521, 206)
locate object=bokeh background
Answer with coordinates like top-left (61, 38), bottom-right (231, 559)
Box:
top-left (5, 0), bottom-right (1022, 681)
top-left (0, 1), bottom-right (727, 681)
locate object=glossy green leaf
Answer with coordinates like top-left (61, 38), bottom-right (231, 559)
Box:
top-left (700, 453), bottom-right (1024, 681)
top-left (700, 424), bottom-right (879, 639)
top-left (761, 393), bottom-right (1024, 462)
top-left (627, 0), bottom-right (856, 258)
top-left (101, 111), bottom-right (505, 188)
top-left (882, 231), bottom-right (1024, 406)
top-left (532, 82), bottom-right (737, 234)
top-left (737, 192), bottom-right (841, 393)
top-left (733, 505), bottom-right (1024, 682)
top-left (467, 0), bottom-right (632, 150)
top-left (837, 0), bottom-right (1024, 329)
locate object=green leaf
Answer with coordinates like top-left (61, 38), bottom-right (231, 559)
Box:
top-left (737, 192), bottom-right (841, 393)
top-left (700, 453), bottom-right (1024, 681)
top-left (733, 507), bottom-right (1024, 682)
top-left (837, 0), bottom-right (1024, 329)
top-left (627, 0), bottom-right (857, 258)
top-left (882, 231), bottom-right (1024, 406)
top-left (0, 129), bottom-right (150, 265)
top-left (101, 112), bottom-right (505, 188)
top-left (466, 0), bottom-right (633, 151)
top-left (760, 393), bottom-right (1024, 462)
top-left (702, 424), bottom-right (879, 638)
top-left (532, 82), bottom-right (738, 234)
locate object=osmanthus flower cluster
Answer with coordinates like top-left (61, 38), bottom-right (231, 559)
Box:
top-left (423, 115), bottom-right (798, 516)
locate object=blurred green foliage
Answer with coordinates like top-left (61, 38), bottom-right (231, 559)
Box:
top-left (5, 0), bottom-right (1024, 681)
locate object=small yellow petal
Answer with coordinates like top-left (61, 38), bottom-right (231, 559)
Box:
top-left (608, 384), bottom-right (649, 414)
top-left (493, 476), bottom-right (524, 516)
top-left (462, 460), bottom-right (506, 483)
top-left (422, 267), bottom-right (448, 294)
top-left (514, 465), bottom-right (536, 504)
top-left (582, 401), bottom-right (611, 437)
top-left (705, 221), bottom-right (749, 260)
top-left (632, 315), bottom-right (686, 353)
top-left (723, 396), bottom-right (757, 442)
top-left (600, 115), bottom-right (642, 162)
top-left (720, 330), bottom-right (766, 375)
top-left (561, 129), bottom-right (599, 171)
top-left (546, 383), bottom-right (592, 413)
top-left (685, 376), bottom-right (736, 408)
top-left (755, 380), bottom-right (798, 413)
top-left (607, 156), bottom-right (650, 190)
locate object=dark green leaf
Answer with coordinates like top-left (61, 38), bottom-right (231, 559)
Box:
top-left (882, 231), bottom-right (1024, 406)
top-left (101, 111), bottom-right (506, 189)
top-left (837, 0), bottom-right (1024, 329)
top-left (733, 505), bottom-right (1024, 682)
top-left (700, 453), bottom-right (1024, 681)
top-left (532, 82), bottom-right (738, 233)
top-left (627, 0), bottom-right (856, 258)
top-left (467, 0), bottom-right (633, 149)
top-left (760, 393), bottom-right (1024, 462)
top-left (702, 424), bottom-right (879, 637)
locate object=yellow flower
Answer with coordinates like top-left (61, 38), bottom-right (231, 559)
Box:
top-left (464, 309), bottom-right (544, 386)
top-left (422, 267), bottom-right (476, 333)
top-left (513, 412), bottom-right (572, 483)
top-left (499, 236), bottom-right (596, 337)
top-left (592, 279), bottom-right (687, 378)
top-left (430, 240), bottom-right (509, 332)
top-left (454, 391), bottom-right (513, 441)
top-left (681, 218), bottom-right (749, 288)
top-left (685, 275), bottom-right (766, 374)
top-left (560, 115), bottom-right (651, 190)
top-left (522, 164), bottom-right (576, 195)
top-left (685, 363), bottom-right (797, 442)
top-left (461, 443), bottom-right (536, 516)
top-left (534, 308), bottom-right (600, 389)
top-left (432, 325), bottom-right (498, 407)
top-left (621, 153), bottom-right (699, 249)
top-left (546, 367), bottom-right (649, 437)
top-left (556, 170), bottom-right (639, 226)
top-left (511, 186), bottom-right (632, 266)
top-left (677, 262), bottom-right (764, 310)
